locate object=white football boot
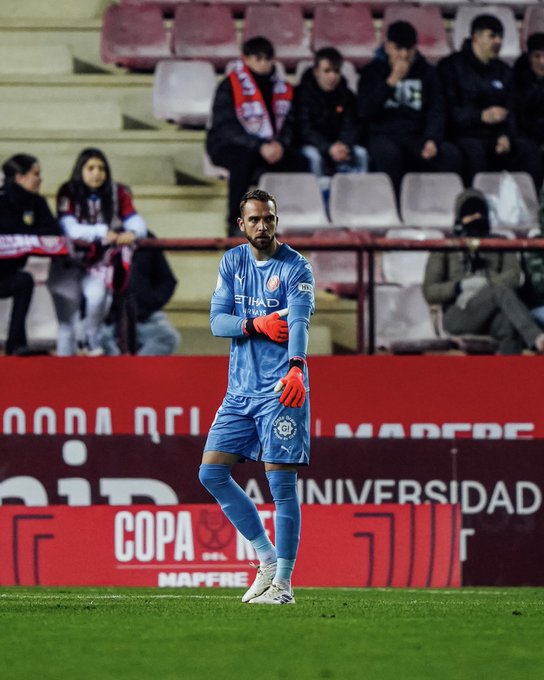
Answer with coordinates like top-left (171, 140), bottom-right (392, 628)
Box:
top-left (248, 583), bottom-right (295, 605)
top-left (241, 562), bottom-right (277, 603)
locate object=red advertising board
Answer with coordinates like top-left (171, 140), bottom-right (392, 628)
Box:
top-left (0, 436), bottom-right (542, 586)
top-left (0, 504), bottom-right (460, 589)
top-left (0, 355), bottom-right (542, 439)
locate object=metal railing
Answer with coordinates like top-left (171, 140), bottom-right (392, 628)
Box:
top-left (141, 234), bottom-right (544, 354)
top-left (3, 233), bottom-right (544, 354)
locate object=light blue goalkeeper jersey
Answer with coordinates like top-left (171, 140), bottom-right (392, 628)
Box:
top-left (210, 242), bottom-right (315, 397)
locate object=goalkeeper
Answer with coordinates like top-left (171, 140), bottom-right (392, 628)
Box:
top-left (199, 189), bottom-right (314, 605)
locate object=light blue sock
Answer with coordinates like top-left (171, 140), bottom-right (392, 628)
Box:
top-left (199, 464), bottom-right (264, 541)
top-left (266, 470), bottom-right (300, 587)
top-left (250, 532), bottom-right (277, 566)
top-left (276, 558), bottom-right (297, 585)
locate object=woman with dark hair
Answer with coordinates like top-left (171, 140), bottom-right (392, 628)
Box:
top-left (50, 147), bottom-right (147, 355)
top-left (0, 153), bottom-right (60, 355)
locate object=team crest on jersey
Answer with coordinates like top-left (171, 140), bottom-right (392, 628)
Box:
top-left (267, 275), bottom-right (280, 292)
top-left (273, 415), bottom-right (297, 440)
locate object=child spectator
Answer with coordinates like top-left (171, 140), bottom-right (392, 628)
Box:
top-left (294, 46), bottom-right (367, 194)
top-left (49, 147), bottom-right (147, 355)
top-left (206, 36), bottom-right (307, 236)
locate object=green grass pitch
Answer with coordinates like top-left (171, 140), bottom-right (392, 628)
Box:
top-left (1, 587), bottom-right (543, 680)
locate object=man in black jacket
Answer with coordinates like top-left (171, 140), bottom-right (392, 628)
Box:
top-left (206, 36), bottom-right (307, 236)
top-left (294, 47), bottom-right (367, 190)
top-left (358, 21), bottom-right (462, 196)
top-left (438, 14), bottom-right (542, 188)
top-left (513, 32), bottom-right (544, 147)
top-left (100, 234), bottom-right (180, 356)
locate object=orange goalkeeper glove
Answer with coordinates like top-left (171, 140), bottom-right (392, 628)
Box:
top-left (244, 311), bottom-right (288, 343)
top-left (274, 365), bottom-right (306, 408)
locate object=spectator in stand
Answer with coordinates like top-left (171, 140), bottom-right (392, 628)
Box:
top-left (99, 232), bottom-right (180, 356)
top-left (357, 21), bottom-right (462, 196)
top-left (519, 189), bottom-right (544, 328)
top-left (294, 47), bottom-right (367, 195)
top-left (513, 32), bottom-right (544, 147)
top-left (0, 154), bottom-right (61, 356)
top-left (206, 36), bottom-right (307, 237)
top-left (49, 147), bottom-right (147, 356)
top-left (438, 15), bottom-right (543, 189)
top-left (423, 188), bottom-right (544, 354)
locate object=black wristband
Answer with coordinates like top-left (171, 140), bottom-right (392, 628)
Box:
top-left (289, 358), bottom-right (305, 371)
top-left (244, 318), bottom-right (257, 336)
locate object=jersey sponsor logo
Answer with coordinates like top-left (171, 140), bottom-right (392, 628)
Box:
top-left (298, 283), bottom-right (313, 294)
top-left (235, 274), bottom-right (245, 285)
top-left (267, 275), bottom-right (280, 291)
top-left (234, 295), bottom-right (280, 308)
top-left (273, 415), bottom-right (297, 440)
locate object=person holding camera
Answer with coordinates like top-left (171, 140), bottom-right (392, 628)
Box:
top-left (423, 188), bottom-right (544, 354)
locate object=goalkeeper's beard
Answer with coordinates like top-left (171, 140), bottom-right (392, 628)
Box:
top-left (245, 232), bottom-right (274, 251)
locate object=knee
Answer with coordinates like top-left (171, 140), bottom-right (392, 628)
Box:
top-left (352, 145), bottom-right (369, 171)
top-left (199, 463), bottom-right (231, 492)
top-left (266, 470), bottom-right (298, 502)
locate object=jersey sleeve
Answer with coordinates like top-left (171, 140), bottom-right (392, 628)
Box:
top-left (210, 252), bottom-right (246, 337)
top-left (286, 258), bottom-right (315, 313)
top-left (286, 258), bottom-right (315, 362)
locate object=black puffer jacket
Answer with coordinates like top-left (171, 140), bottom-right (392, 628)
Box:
top-left (438, 38), bottom-right (515, 140)
top-left (357, 47), bottom-right (445, 142)
top-left (513, 53), bottom-right (544, 145)
top-left (294, 67), bottom-right (361, 154)
top-left (0, 181), bottom-right (60, 278)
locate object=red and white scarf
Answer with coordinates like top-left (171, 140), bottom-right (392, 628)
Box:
top-left (0, 234), bottom-right (69, 259)
top-left (229, 60), bottom-right (293, 139)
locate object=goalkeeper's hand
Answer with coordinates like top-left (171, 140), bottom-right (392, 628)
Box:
top-left (244, 312), bottom-right (288, 343)
top-left (274, 366), bottom-right (306, 408)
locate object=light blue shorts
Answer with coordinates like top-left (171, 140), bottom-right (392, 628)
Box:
top-left (204, 392), bottom-right (310, 465)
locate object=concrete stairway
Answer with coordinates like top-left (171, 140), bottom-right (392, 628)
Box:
top-left (0, 1), bottom-right (339, 355)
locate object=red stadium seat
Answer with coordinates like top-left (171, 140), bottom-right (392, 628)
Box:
top-left (400, 173), bottom-right (464, 231)
top-left (383, 5), bottom-right (451, 64)
top-left (258, 173), bottom-right (330, 233)
top-left (153, 60), bottom-right (216, 127)
top-left (101, 4), bottom-right (171, 71)
top-left (472, 172), bottom-right (539, 233)
top-left (329, 173), bottom-right (402, 232)
top-left (312, 4), bottom-right (378, 68)
top-left (172, 4), bottom-right (239, 70)
top-left (382, 228), bottom-right (444, 286)
top-left (120, 0), bottom-right (189, 17)
top-left (374, 284), bottom-right (438, 350)
top-left (521, 6), bottom-right (544, 51)
top-left (243, 5), bottom-right (312, 69)
top-left (309, 228), bottom-right (359, 298)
